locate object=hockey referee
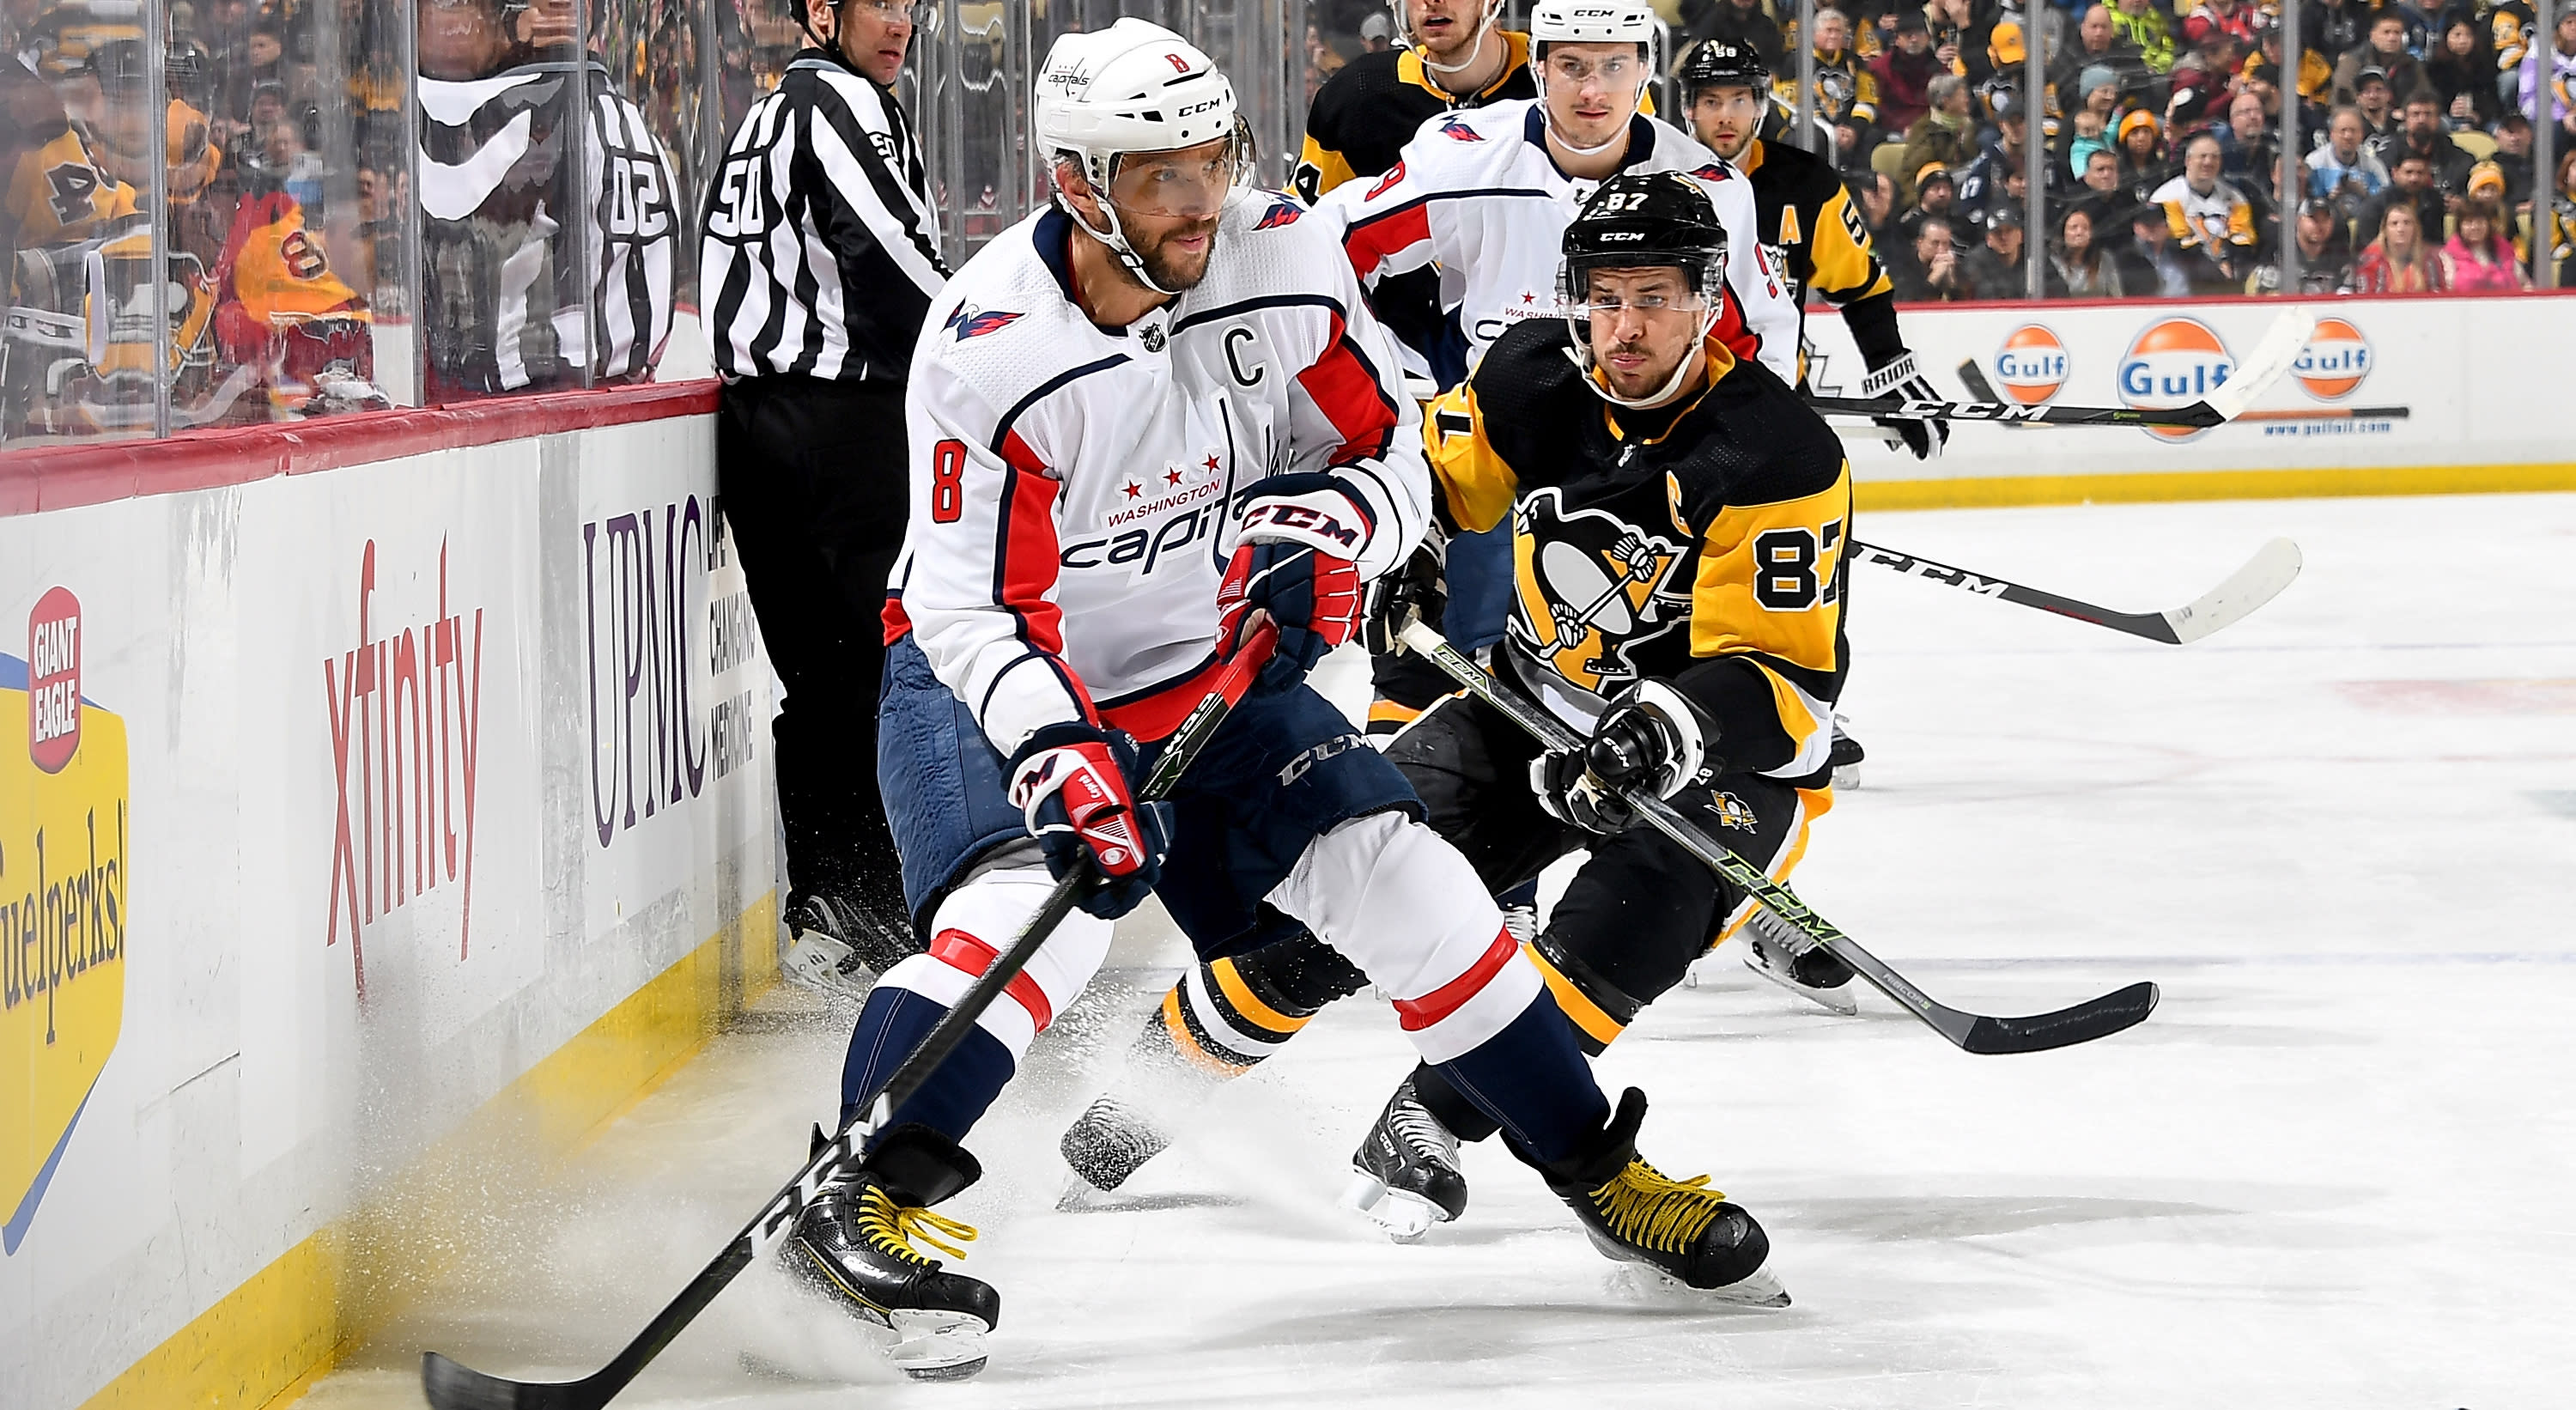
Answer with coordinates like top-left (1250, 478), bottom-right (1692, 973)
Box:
top-left (700, 0), bottom-right (945, 988)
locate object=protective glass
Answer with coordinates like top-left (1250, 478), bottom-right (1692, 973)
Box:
top-left (842, 0), bottom-right (933, 26)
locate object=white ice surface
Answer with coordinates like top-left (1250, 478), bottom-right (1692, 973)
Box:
top-left (296, 493), bottom-right (2576, 1409)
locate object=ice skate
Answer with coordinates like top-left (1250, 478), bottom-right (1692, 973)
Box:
top-left (787, 1125), bottom-right (1000, 1381)
top-left (1344, 1074), bottom-right (1470, 1243)
top-left (1828, 714), bottom-right (1864, 790)
top-left (1738, 906), bottom-right (1859, 1016)
top-left (1541, 1089), bottom-right (1787, 1307)
top-left (1059, 1094), bottom-right (1172, 1199)
top-left (781, 893), bottom-right (918, 1002)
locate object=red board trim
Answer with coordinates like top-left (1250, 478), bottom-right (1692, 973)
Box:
top-left (0, 380), bottom-right (721, 519)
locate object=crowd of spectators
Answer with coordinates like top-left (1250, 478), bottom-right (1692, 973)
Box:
top-left (1663, 0), bottom-right (2576, 296)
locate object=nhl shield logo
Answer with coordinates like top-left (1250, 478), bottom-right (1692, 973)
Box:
top-left (1509, 489), bottom-right (1687, 695)
top-left (1140, 320), bottom-right (1168, 353)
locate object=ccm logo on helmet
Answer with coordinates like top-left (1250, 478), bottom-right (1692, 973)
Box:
top-left (1595, 230), bottom-right (1645, 241)
top-left (1176, 98), bottom-right (1224, 117)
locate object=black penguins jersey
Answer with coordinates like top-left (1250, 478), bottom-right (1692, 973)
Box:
top-left (1734, 135), bottom-right (1904, 372)
top-left (1291, 34), bottom-right (1536, 204)
top-left (1425, 319), bottom-right (1851, 780)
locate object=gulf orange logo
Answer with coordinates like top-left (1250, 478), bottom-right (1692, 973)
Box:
top-left (2117, 317), bottom-right (2234, 441)
top-left (1992, 325), bottom-right (2069, 404)
top-left (2293, 317), bottom-right (2370, 401)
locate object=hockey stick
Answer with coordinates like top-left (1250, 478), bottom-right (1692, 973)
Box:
top-left (1818, 308), bottom-right (2318, 429)
top-left (1850, 537), bottom-right (2303, 645)
top-left (1962, 359), bottom-right (2410, 427)
top-left (422, 626), bottom-right (1280, 1410)
top-left (1394, 620), bottom-right (2158, 1054)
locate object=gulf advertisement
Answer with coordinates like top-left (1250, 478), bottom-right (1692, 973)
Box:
top-left (1800, 293), bottom-right (2570, 488)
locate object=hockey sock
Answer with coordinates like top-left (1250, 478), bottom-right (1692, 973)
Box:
top-left (1427, 992), bottom-right (1611, 1168)
top-left (1144, 931), bottom-right (1367, 1075)
top-left (1406, 1061), bottom-right (1504, 1144)
top-left (838, 985), bottom-right (1018, 1142)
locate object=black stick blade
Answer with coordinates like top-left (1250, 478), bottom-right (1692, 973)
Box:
top-left (1958, 982), bottom-right (2160, 1055)
top-left (423, 1352), bottom-right (605, 1410)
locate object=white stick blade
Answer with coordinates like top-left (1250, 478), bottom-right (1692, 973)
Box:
top-left (2162, 538), bottom-right (2303, 643)
top-left (2202, 308), bottom-right (2319, 423)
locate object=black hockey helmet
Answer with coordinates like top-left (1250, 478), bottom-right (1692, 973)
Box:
top-left (1558, 173), bottom-right (1731, 405)
top-left (1678, 38), bottom-right (1769, 99)
top-left (1559, 171), bottom-right (1728, 301)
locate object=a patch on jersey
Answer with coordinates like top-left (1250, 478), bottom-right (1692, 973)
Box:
top-left (1255, 199), bottom-right (1302, 229)
top-left (1689, 162), bottom-right (1734, 184)
top-left (1509, 487), bottom-right (1689, 696)
top-left (1709, 790), bottom-right (1758, 831)
top-left (1776, 204), bottom-right (1801, 247)
top-left (945, 305), bottom-right (1024, 341)
top-left (1365, 161), bottom-right (1407, 201)
top-left (1437, 117), bottom-right (1486, 142)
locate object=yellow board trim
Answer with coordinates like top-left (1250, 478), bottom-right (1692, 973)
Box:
top-left (76, 891), bottom-right (780, 1410)
top-left (1854, 460), bottom-right (2576, 511)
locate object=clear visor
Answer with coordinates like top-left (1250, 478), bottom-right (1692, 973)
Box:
top-left (1107, 130), bottom-right (1249, 221)
top-left (1563, 287), bottom-right (1710, 322)
top-left (1542, 49), bottom-right (1647, 93)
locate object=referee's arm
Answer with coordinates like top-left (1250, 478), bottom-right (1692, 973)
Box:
top-left (801, 74), bottom-right (949, 324)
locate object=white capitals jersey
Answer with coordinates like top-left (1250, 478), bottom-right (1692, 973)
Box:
top-left (1317, 101), bottom-right (1799, 384)
top-left (891, 197), bottom-right (1431, 758)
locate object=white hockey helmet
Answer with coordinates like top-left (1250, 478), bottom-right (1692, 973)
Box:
top-left (1528, 0), bottom-right (1658, 50)
top-left (1034, 20), bottom-right (1240, 196)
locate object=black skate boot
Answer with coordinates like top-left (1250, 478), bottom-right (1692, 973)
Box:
top-left (1828, 714), bottom-right (1864, 790)
top-left (1737, 907), bottom-right (1859, 1016)
top-left (1343, 1074), bottom-right (1470, 1243)
top-left (1060, 1094), bottom-right (1171, 1195)
top-left (788, 1124), bottom-right (1001, 1381)
top-left (1538, 1088), bottom-right (1789, 1306)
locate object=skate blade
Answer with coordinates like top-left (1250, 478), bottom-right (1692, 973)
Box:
top-left (1741, 949), bottom-right (1861, 1016)
top-left (1595, 1241), bottom-right (1794, 1308)
top-left (887, 1309), bottom-right (991, 1381)
top-left (782, 933), bottom-right (872, 1002)
top-left (1343, 1172), bottom-right (1443, 1244)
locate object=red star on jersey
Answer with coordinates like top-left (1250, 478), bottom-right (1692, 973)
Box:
top-left (1165, 467), bottom-right (1184, 486)
top-left (1122, 481), bottom-right (1142, 499)
top-left (1202, 454), bottom-right (1219, 473)
top-left (1519, 291), bottom-right (1535, 304)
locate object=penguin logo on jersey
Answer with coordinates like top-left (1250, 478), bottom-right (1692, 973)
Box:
top-left (1509, 489), bottom-right (1688, 694)
top-left (1709, 790), bottom-right (1757, 831)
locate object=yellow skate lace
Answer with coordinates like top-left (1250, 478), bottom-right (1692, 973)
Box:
top-left (857, 1183), bottom-right (980, 1262)
top-left (1588, 1160), bottom-right (1728, 1255)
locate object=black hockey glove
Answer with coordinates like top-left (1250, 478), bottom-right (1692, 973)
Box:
top-left (1361, 525), bottom-right (1449, 659)
top-left (1862, 350), bottom-right (1948, 461)
top-left (1531, 681), bottom-right (1719, 836)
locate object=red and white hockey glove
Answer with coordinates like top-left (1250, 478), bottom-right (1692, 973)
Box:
top-left (1006, 722), bottom-right (1171, 920)
top-left (1218, 473), bottom-right (1372, 676)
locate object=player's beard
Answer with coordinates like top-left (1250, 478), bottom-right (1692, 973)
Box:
top-left (1136, 215), bottom-right (1221, 292)
top-left (1596, 336), bottom-right (1681, 401)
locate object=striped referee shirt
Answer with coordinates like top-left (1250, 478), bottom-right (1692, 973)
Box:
top-left (700, 50), bottom-right (947, 383)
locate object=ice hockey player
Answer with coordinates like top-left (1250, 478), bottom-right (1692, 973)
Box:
top-left (1063, 173), bottom-right (1863, 1243)
top-left (1291, 0), bottom-right (1534, 205)
top-left (786, 22), bottom-right (1786, 1381)
top-left (1321, 0), bottom-right (1801, 747)
top-left (1676, 37), bottom-right (1947, 464)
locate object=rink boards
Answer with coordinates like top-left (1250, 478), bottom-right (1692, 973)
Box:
top-left (1810, 289), bottom-right (2576, 506)
top-left (0, 387), bottom-right (778, 1410)
top-left (0, 289), bottom-right (2570, 1410)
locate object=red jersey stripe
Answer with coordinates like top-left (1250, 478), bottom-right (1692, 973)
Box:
top-left (1296, 314), bottom-right (1399, 466)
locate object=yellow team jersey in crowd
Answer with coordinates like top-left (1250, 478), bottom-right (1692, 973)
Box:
top-left (1425, 318), bottom-right (1853, 780)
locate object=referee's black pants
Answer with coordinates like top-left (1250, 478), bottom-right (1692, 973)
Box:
top-left (719, 374), bottom-right (910, 928)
